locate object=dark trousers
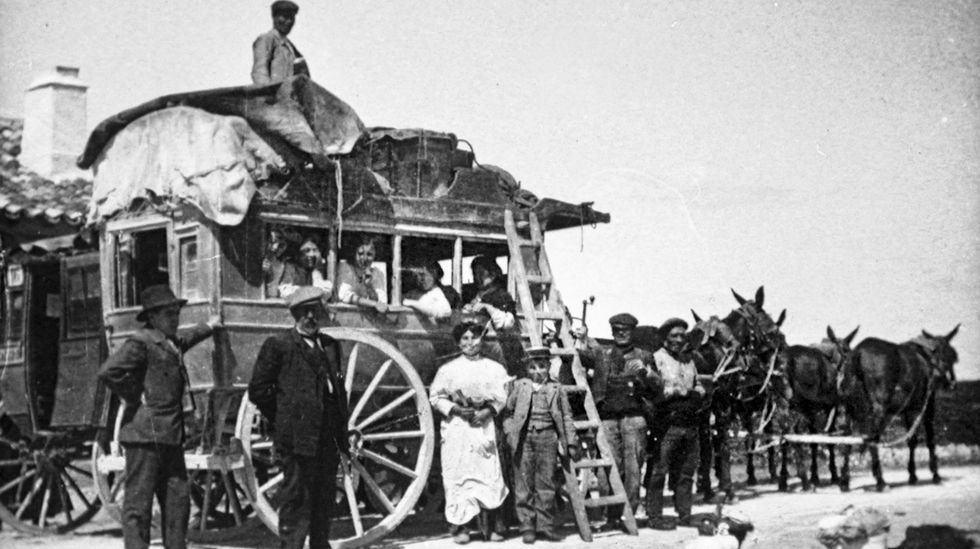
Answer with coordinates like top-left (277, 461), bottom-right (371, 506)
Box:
top-left (513, 428), bottom-right (559, 534)
top-left (696, 411), bottom-right (713, 494)
top-left (645, 425), bottom-right (699, 520)
top-left (278, 444), bottom-right (340, 549)
top-left (122, 443), bottom-right (189, 549)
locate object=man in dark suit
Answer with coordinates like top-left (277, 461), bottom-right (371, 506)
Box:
top-left (98, 285), bottom-right (216, 549)
top-left (249, 286), bottom-right (349, 549)
top-left (251, 0), bottom-right (310, 85)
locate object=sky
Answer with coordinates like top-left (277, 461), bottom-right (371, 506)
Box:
top-left (2, 0), bottom-right (979, 378)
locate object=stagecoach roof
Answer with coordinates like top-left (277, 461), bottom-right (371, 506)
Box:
top-left (79, 76), bottom-right (609, 231)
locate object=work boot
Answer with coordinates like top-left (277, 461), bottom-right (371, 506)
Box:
top-left (648, 516), bottom-right (676, 530)
top-left (521, 531), bottom-right (536, 544)
top-left (537, 530), bottom-right (563, 542)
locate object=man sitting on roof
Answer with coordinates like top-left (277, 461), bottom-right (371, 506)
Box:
top-left (252, 1), bottom-right (310, 85)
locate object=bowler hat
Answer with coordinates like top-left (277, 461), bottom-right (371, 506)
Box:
top-left (271, 0), bottom-right (299, 16)
top-left (136, 285), bottom-right (187, 321)
top-left (285, 286), bottom-right (326, 311)
top-left (659, 317), bottom-right (689, 337)
top-left (608, 313), bottom-right (638, 328)
top-left (522, 345), bottom-right (552, 363)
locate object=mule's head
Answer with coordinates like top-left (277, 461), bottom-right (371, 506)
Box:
top-left (921, 324), bottom-right (960, 390)
top-left (729, 286), bottom-right (787, 359)
top-left (824, 325), bottom-right (860, 370)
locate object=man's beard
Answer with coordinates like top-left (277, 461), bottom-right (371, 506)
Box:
top-left (529, 370), bottom-right (548, 383)
top-left (302, 257), bottom-right (318, 270)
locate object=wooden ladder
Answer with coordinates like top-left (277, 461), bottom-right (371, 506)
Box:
top-left (503, 209), bottom-right (639, 541)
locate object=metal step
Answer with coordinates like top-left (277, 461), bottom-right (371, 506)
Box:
top-left (583, 494), bottom-right (629, 507)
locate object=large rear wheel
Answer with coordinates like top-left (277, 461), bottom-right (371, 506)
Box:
top-left (235, 328), bottom-right (436, 549)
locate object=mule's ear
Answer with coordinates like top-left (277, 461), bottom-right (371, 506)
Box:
top-left (701, 330), bottom-right (711, 346)
top-left (732, 289), bottom-right (747, 306)
top-left (691, 309), bottom-right (703, 323)
top-left (776, 309), bottom-right (786, 327)
top-left (922, 329), bottom-right (936, 339)
top-left (845, 325), bottom-right (860, 346)
top-left (755, 286), bottom-right (765, 308)
top-left (827, 325), bottom-right (838, 343)
top-left (946, 324), bottom-right (960, 341)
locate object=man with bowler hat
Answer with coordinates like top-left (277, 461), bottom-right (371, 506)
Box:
top-left (252, 1), bottom-right (311, 85)
top-left (573, 313), bottom-right (659, 532)
top-left (249, 286), bottom-right (349, 549)
top-left (98, 285), bottom-right (217, 549)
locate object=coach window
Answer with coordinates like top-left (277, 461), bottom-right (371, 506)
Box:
top-left (399, 236), bottom-right (455, 303)
top-left (336, 231), bottom-right (391, 305)
top-left (261, 222), bottom-right (330, 300)
top-left (177, 227), bottom-right (203, 300)
top-left (66, 262), bottom-right (101, 336)
top-left (460, 240), bottom-right (509, 302)
top-left (114, 228), bottom-right (169, 308)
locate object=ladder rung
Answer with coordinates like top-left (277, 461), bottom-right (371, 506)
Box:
top-left (572, 419), bottom-right (600, 429)
top-left (549, 348), bottom-right (577, 356)
top-left (572, 458), bottom-right (613, 469)
top-left (583, 495), bottom-right (629, 508)
top-left (565, 386), bottom-right (588, 393)
top-left (518, 311), bottom-right (566, 320)
top-left (525, 274), bottom-right (553, 284)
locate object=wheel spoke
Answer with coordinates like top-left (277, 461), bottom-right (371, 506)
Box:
top-left (219, 471), bottom-right (245, 526)
top-left (251, 441), bottom-right (273, 451)
top-left (342, 459), bottom-right (364, 536)
top-left (355, 389), bottom-right (416, 432)
top-left (199, 471), bottom-right (213, 533)
top-left (66, 463), bottom-right (94, 478)
top-left (57, 471), bottom-right (75, 524)
top-left (15, 474), bottom-right (44, 520)
top-left (361, 430), bottom-right (425, 441)
top-left (259, 473), bottom-right (283, 495)
top-left (360, 449), bottom-right (417, 479)
top-left (62, 467), bottom-right (93, 510)
top-left (0, 470), bottom-right (36, 496)
top-left (39, 477), bottom-right (53, 528)
top-left (0, 459), bottom-right (25, 466)
top-left (345, 343), bottom-right (360, 396)
top-left (351, 459), bottom-right (395, 514)
top-left (348, 359), bottom-right (394, 428)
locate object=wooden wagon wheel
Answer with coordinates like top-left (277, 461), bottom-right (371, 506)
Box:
top-left (0, 417), bottom-right (101, 534)
top-left (90, 398), bottom-right (258, 542)
top-left (234, 327), bottom-right (436, 549)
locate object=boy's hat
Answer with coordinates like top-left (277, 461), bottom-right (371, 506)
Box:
top-left (271, 1), bottom-right (299, 16)
top-left (609, 312), bottom-right (638, 328)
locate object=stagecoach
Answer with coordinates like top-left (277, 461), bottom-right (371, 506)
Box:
top-left (0, 76), bottom-right (609, 546)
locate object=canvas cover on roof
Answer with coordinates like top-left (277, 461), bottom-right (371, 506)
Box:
top-left (81, 76), bottom-right (366, 225)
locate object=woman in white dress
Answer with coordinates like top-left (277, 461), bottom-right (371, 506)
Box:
top-left (429, 322), bottom-right (511, 544)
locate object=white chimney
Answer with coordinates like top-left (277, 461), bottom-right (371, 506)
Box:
top-left (21, 65), bottom-right (88, 179)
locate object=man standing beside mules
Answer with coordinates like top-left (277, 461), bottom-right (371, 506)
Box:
top-left (249, 286), bottom-right (349, 549)
top-left (574, 313), bottom-right (659, 532)
top-left (647, 318), bottom-right (705, 531)
top-left (98, 285), bottom-right (217, 549)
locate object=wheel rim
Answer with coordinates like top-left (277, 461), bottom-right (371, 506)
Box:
top-left (0, 423), bottom-right (101, 534)
top-left (90, 399), bottom-right (258, 542)
top-left (235, 327), bottom-right (435, 549)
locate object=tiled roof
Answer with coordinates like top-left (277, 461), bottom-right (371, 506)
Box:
top-left (0, 116), bottom-right (90, 233)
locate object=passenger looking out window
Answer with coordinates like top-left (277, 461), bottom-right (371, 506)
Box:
top-left (461, 255), bottom-right (515, 330)
top-left (262, 227), bottom-right (301, 298)
top-left (336, 235), bottom-right (388, 313)
top-left (403, 261), bottom-right (453, 322)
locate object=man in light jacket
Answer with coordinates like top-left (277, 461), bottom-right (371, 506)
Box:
top-left (252, 1), bottom-right (310, 85)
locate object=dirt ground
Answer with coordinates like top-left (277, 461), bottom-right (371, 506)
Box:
top-left (3, 463), bottom-right (979, 549)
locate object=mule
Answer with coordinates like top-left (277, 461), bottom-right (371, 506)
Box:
top-left (838, 325), bottom-right (959, 492)
top-left (779, 325), bottom-right (859, 491)
top-left (689, 286), bottom-right (788, 495)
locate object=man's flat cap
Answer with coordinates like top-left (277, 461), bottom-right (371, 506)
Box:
top-left (285, 286), bottom-right (325, 310)
top-left (659, 317), bottom-right (689, 336)
top-left (522, 345), bottom-right (552, 363)
top-left (271, 1), bottom-right (299, 16)
top-left (609, 313), bottom-right (638, 328)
